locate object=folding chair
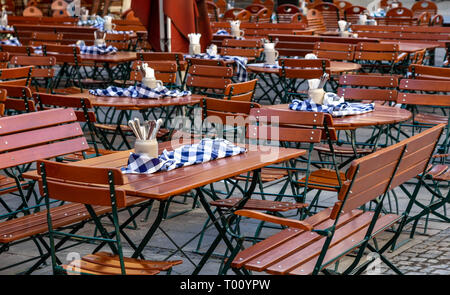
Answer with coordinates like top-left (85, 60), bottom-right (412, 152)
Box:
top-left (223, 79), bottom-right (258, 102)
top-left (138, 52), bottom-right (186, 83)
top-left (33, 92), bottom-right (112, 159)
top-left (42, 44), bottom-right (84, 93)
top-left (38, 160), bottom-right (183, 275)
top-left (0, 66), bottom-right (33, 87)
top-left (183, 64), bottom-right (234, 99)
top-left (9, 55), bottom-right (56, 93)
top-left (29, 32), bottom-right (63, 46)
top-left (225, 124), bottom-right (444, 275)
top-left (354, 42), bottom-right (408, 75)
top-left (0, 84), bottom-right (35, 115)
top-left (278, 58), bottom-right (330, 103)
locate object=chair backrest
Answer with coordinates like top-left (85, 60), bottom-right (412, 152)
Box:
top-left (430, 14), bottom-right (443, 26)
top-left (105, 33), bottom-right (132, 51)
top-left (334, 0), bottom-right (352, 18)
top-left (279, 58), bottom-right (331, 79)
top-left (331, 123), bottom-right (445, 219)
top-left (0, 66), bottom-right (33, 86)
top-left (344, 5), bottom-right (369, 24)
top-left (185, 64), bottom-right (234, 97)
top-left (0, 45), bottom-right (34, 57)
top-left (312, 3), bottom-right (340, 31)
top-left (253, 0), bottom-right (274, 11)
top-left (313, 42), bottom-right (355, 61)
top-left (246, 107), bottom-right (336, 144)
top-left (411, 0), bottom-right (437, 18)
top-left (130, 61), bottom-right (178, 85)
top-left (30, 32), bottom-right (63, 46)
top-left (245, 4), bottom-right (266, 14)
top-left (0, 84), bottom-right (35, 113)
top-left (0, 108), bottom-right (88, 170)
top-left (253, 7), bottom-right (272, 23)
top-left (306, 9), bottom-right (327, 33)
top-left (43, 44), bottom-right (81, 64)
top-left (398, 79), bottom-right (450, 108)
top-left (277, 4), bottom-right (301, 24)
top-left (23, 6), bottom-right (43, 17)
top-left (408, 64), bottom-right (450, 80)
top-left (221, 39), bottom-right (263, 49)
top-left (223, 8), bottom-right (251, 22)
top-left (219, 47), bottom-right (263, 59)
top-left (202, 97), bottom-right (261, 127)
top-left (207, 1), bottom-right (219, 22)
top-left (0, 88), bottom-right (6, 116)
top-left (224, 79), bottom-right (258, 102)
top-left (355, 42), bottom-right (400, 62)
top-left (386, 7), bottom-right (413, 18)
top-left (337, 74), bottom-right (398, 103)
top-left (139, 52), bottom-right (185, 72)
top-left (10, 56), bottom-right (56, 80)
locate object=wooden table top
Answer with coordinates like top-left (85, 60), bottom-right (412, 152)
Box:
top-left (80, 51), bottom-right (138, 63)
top-left (263, 104), bottom-right (412, 129)
top-left (23, 140), bottom-right (306, 201)
top-left (66, 92), bottom-right (203, 109)
top-left (380, 41), bottom-right (441, 53)
top-left (247, 61), bottom-right (361, 74)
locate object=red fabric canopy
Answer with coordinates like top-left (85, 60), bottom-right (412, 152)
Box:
top-left (130, 0), bottom-right (212, 53)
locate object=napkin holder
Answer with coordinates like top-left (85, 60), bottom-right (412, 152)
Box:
top-left (104, 15), bottom-right (116, 31)
top-left (134, 138), bottom-right (158, 158)
top-left (308, 88), bottom-right (325, 105)
top-left (94, 31), bottom-right (106, 47)
top-left (188, 33), bottom-right (201, 55)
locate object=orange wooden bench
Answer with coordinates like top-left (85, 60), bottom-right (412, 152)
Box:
top-left (225, 123), bottom-right (445, 275)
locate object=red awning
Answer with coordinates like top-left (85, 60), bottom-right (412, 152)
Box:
top-left (131, 0), bottom-right (212, 53)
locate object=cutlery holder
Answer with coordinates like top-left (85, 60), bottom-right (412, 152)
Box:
top-left (134, 139), bottom-right (158, 158)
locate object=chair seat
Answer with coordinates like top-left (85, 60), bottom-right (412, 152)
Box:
top-left (210, 197), bottom-right (307, 212)
top-left (62, 251), bottom-right (182, 275)
top-left (414, 113), bottom-right (448, 125)
top-left (230, 208), bottom-right (402, 275)
top-left (297, 168), bottom-right (346, 191)
top-left (314, 143), bottom-right (373, 156)
top-left (0, 175), bottom-right (30, 195)
top-left (233, 168), bottom-right (289, 182)
top-left (425, 164), bottom-right (450, 181)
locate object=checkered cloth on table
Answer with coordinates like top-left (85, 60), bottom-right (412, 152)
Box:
top-left (0, 37), bottom-right (21, 46)
top-left (121, 138), bottom-right (247, 174)
top-left (289, 97), bottom-right (375, 117)
top-left (89, 83), bottom-right (191, 99)
top-left (79, 44), bottom-right (118, 55)
top-left (0, 26), bottom-right (13, 31)
top-left (185, 53), bottom-right (248, 82)
top-left (77, 16), bottom-right (104, 28)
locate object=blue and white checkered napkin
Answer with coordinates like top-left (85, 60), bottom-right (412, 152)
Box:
top-left (216, 30), bottom-right (230, 35)
top-left (289, 95), bottom-right (375, 117)
top-left (248, 63), bottom-right (281, 69)
top-left (0, 26), bottom-right (13, 31)
top-left (78, 16), bottom-right (104, 28)
top-left (89, 83), bottom-right (191, 99)
top-left (185, 53), bottom-right (248, 82)
top-left (121, 138), bottom-right (247, 174)
top-left (0, 37), bottom-right (21, 46)
top-left (79, 44), bottom-right (118, 55)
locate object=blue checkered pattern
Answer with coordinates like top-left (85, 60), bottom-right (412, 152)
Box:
top-left (79, 44), bottom-right (118, 55)
top-left (121, 138), bottom-right (247, 174)
top-left (185, 53), bottom-right (248, 82)
top-left (289, 98), bottom-right (375, 117)
top-left (248, 63), bottom-right (281, 69)
top-left (0, 37), bottom-right (21, 46)
top-left (77, 16), bottom-right (104, 28)
top-left (89, 83), bottom-right (191, 99)
top-left (216, 30), bottom-right (230, 35)
top-left (0, 26), bottom-right (13, 31)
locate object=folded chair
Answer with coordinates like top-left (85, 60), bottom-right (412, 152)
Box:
top-left (9, 55), bottom-right (57, 93)
top-left (38, 160), bottom-right (183, 275)
top-left (225, 124), bottom-right (444, 275)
